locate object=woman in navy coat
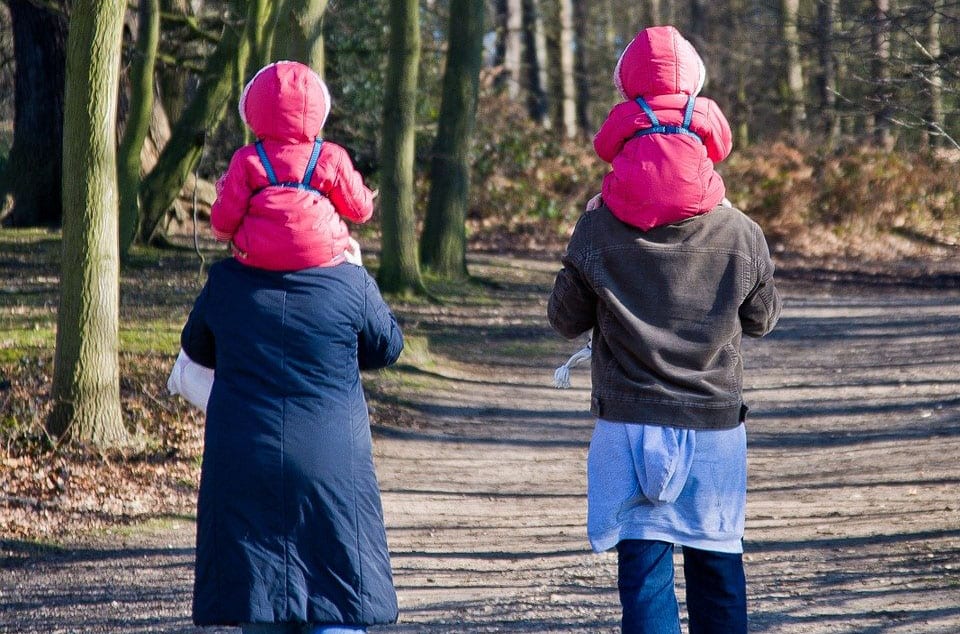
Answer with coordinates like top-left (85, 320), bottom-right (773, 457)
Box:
top-left (180, 257), bottom-right (403, 632)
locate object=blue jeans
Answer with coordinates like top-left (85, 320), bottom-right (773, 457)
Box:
top-left (240, 625), bottom-right (366, 634)
top-left (616, 539), bottom-right (746, 634)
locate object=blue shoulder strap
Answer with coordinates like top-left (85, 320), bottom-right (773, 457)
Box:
top-left (253, 138), bottom-right (325, 195)
top-left (301, 138), bottom-right (324, 187)
top-left (633, 95), bottom-right (703, 144)
top-left (254, 141), bottom-right (278, 185)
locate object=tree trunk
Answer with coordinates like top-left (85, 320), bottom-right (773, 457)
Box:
top-left (48, 0), bottom-right (127, 446)
top-left (247, 0), bottom-right (279, 79)
top-left (816, 0), bottom-right (840, 144)
top-left (1, 0), bottom-right (67, 227)
top-left (118, 0), bottom-right (160, 259)
top-left (689, 0), bottom-right (707, 48)
top-left (273, 0), bottom-right (329, 74)
top-left (522, 0), bottom-right (550, 128)
top-left (503, 0), bottom-right (523, 99)
top-left (573, 0), bottom-right (591, 136)
top-left (377, 0), bottom-right (425, 296)
top-left (157, 0), bottom-right (192, 121)
top-left (646, 0), bottom-right (662, 26)
top-left (924, 0), bottom-right (944, 147)
top-left (138, 1), bottom-right (252, 244)
top-left (780, 0), bottom-right (805, 135)
top-left (557, 0), bottom-right (577, 138)
top-left (241, 0), bottom-right (278, 143)
top-left (420, 0), bottom-right (484, 279)
top-left (870, 0), bottom-right (894, 149)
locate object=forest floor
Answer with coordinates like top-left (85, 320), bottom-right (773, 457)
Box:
top-left (2, 242), bottom-right (960, 633)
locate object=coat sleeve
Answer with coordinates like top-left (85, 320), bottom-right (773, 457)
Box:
top-left (210, 149), bottom-right (255, 242)
top-left (698, 97), bottom-right (733, 165)
top-left (326, 144), bottom-right (375, 225)
top-left (739, 225), bottom-right (782, 338)
top-left (593, 102), bottom-right (638, 164)
top-left (547, 219), bottom-right (598, 340)
top-left (357, 271), bottom-right (404, 371)
top-left (548, 263), bottom-right (598, 340)
top-left (180, 281), bottom-right (217, 369)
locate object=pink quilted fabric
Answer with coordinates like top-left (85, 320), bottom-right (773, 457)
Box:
top-left (594, 27), bottom-right (732, 230)
top-left (211, 62), bottom-right (374, 271)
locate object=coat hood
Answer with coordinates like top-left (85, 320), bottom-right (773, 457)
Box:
top-left (239, 61), bottom-right (330, 142)
top-left (614, 26), bottom-right (706, 100)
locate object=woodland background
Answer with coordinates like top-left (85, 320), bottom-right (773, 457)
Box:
top-left (0, 0), bottom-right (958, 537)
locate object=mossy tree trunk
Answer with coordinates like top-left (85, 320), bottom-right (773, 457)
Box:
top-left (273, 0), bottom-right (328, 74)
top-left (48, 0), bottom-right (127, 446)
top-left (118, 0), bottom-right (160, 260)
top-left (420, 0), bottom-right (484, 280)
top-left (138, 1), bottom-right (252, 244)
top-left (377, 0), bottom-right (425, 296)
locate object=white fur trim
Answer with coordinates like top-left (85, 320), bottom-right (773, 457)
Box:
top-left (238, 61), bottom-right (331, 130)
top-left (613, 37), bottom-right (636, 100)
top-left (693, 48), bottom-right (706, 96)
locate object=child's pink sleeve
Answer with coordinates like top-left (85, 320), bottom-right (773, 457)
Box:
top-left (593, 102), bottom-right (638, 164)
top-left (209, 150), bottom-right (253, 242)
top-left (326, 145), bottom-right (374, 224)
top-left (699, 98), bottom-right (733, 164)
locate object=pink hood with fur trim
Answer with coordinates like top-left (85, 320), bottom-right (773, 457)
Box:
top-left (240, 61), bottom-right (331, 143)
top-left (210, 62), bottom-right (374, 271)
top-left (614, 25), bottom-right (706, 99)
top-left (595, 26), bottom-right (732, 230)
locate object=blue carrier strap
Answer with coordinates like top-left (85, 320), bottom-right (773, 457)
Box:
top-left (633, 95), bottom-right (703, 144)
top-left (253, 138), bottom-right (325, 195)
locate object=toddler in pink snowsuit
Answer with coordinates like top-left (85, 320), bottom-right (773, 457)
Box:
top-left (211, 61), bottom-right (375, 271)
top-left (592, 26), bottom-right (733, 230)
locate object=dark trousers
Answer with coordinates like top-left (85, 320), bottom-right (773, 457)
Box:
top-left (616, 539), bottom-right (747, 634)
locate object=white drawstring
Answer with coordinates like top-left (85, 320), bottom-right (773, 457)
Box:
top-left (553, 343), bottom-right (592, 389)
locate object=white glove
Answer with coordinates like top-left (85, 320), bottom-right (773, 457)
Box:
top-left (344, 237), bottom-right (363, 266)
top-left (167, 349), bottom-right (214, 412)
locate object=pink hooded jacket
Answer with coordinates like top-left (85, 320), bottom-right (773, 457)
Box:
top-left (210, 61), bottom-right (374, 271)
top-left (594, 26), bottom-right (732, 230)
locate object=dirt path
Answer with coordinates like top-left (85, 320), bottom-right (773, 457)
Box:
top-left (3, 255), bottom-right (959, 633)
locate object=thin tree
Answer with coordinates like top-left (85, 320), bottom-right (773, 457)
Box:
top-left (118, 0), bottom-right (160, 259)
top-left (377, 0), bottom-right (425, 295)
top-left (420, 0), bottom-right (484, 279)
top-left (781, 0), bottom-right (806, 135)
top-left (573, 0), bottom-right (591, 135)
top-left (557, 0), bottom-right (577, 138)
top-left (689, 0), bottom-right (708, 48)
top-left (646, 0), bottom-right (662, 26)
top-left (924, 0), bottom-right (944, 147)
top-left (138, 0), bottom-right (252, 244)
top-left (871, 0), bottom-right (895, 149)
top-left (522, 0), bottom-right (551, 128)
top-left (502, 0), bottom-right (523, 99)
top-left (817, 0), bottom-right (841, 144)
top-left (273, 0), bottom-right (329, 72)
top-left (48, 0), bottom-right (127, 445)
top-left (1, 0), bottom-right (67, 227)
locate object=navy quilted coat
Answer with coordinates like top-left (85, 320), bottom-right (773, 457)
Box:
top-left (180, 259), bottom-right (403, 626)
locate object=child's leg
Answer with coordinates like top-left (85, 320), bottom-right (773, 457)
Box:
top-left (616, 539), bottom-right (682, 634)
top-left (681, 546), bottom-right (747, 634)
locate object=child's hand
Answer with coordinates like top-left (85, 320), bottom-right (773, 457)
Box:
top-left (344, 237), bottom-right (363, 266)
top-left (229, 240), bottom-right (248, 260)
top-left (586, 193), bottom-right (603, 211)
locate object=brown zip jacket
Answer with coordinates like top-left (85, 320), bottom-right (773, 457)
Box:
top-left (547, 204), bottom-right (782, 430)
